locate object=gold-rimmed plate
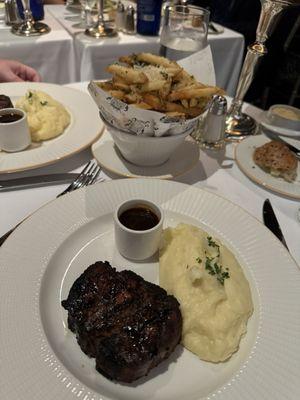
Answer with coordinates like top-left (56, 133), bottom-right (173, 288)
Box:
top-left (0, 82), bottom-right (103, 174)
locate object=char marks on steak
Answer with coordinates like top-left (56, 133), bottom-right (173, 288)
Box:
top-left (61, 261), bottom-right (182, 383)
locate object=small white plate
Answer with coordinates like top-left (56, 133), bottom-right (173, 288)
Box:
top-left (260, 111), bottom-right (300, 138)
top-left (92, 128), bottom-right (200, 179)
top-left (235, 135), bottom-right (300, 199)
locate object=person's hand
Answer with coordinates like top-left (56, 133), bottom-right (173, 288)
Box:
top-left (0, 59), bottom-right (41, 83)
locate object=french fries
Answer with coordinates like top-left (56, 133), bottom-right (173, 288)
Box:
top-left (106, 64), bottom-right (148, 84)
top-left (168, 86), bottom-right (224, 101)
top-left (99, 53), bottom-right (225, 119)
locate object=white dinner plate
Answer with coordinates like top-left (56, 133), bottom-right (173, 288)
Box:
top-left (0, 82), bottom-right (103, 173)
top-left (92, 128), bottom-right (200, 179)
top-left (260, 111), bottom-right (300, 138)
top-left (235, 135), bottom-right (300, 199)
top-left (1, 179), bottom-right (300, 400)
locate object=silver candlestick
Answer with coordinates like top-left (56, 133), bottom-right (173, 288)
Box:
top-left (85, 0), bottom-right (117, 38)
top-left (11, 0), bottom-right (50, 36)
top-left (225, 0), bottom-right (300, 140)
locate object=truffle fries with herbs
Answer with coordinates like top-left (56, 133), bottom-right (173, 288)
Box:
top-left (97, 53), bottom-right (224, 119)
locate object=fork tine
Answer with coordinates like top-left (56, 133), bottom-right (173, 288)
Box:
top-left (56, 160), bottom-right (92, 197)
top-left (90, 166), bottom-right (101, 184)
top-left (57, 161), bottom-right (102, 198)
top-left (68, 160), bottom-right (92, 189)
top-left (75, 161), bottom-right (97, 189)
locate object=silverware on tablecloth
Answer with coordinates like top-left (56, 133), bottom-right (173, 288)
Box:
top-left (208, 22), bottom-right (223, 34)
top-left (263, 198), bottom-right (289, 251)
top-left (0, 173), bottom-right (80, 192)
top-left (0, 161), bottom-right (102, 247)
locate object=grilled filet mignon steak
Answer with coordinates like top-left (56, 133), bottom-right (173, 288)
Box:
top-left (61, 261), bottom-right (182, 383)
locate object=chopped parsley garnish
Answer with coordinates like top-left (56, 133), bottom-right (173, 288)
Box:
top-left (160, 71), bottom-right (169, 80)
top-left (194, 236), bottom-right (230, 285)
top-left (207, 236), bottom-right (220, 257)
top-left (40, 101), bottom-right (48, 106)
top-left (207, 236), bottom-right (219, 249)
top-left (205, 257), bottom-right (230, 285)
top-left (27, 91), bottom-right (33, 99)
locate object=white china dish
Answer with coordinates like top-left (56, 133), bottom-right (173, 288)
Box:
top-left (0, 108), bottom-right (31, 152)
top-left (260, 110), bottom-right (300, 137)
top-left (92, 128), bottom-right (200, 178)
top-left (267, 104), bottom-right (300, 131)
top-left (106, 121), bottom-right (192, 166)
top-left (89, 80), bottom-right (201, 139)
top-left (235, 135), bottom-right (300, 199)
top-left (1, 179), bottom-right (300, 400)
top-left (0, 82), bottom-right (103, 173)
top-left (114, 199), bottom-right (163, 260)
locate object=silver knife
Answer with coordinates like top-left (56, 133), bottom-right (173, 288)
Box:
top-left (263, 199), bottom-right (289, 251)
top-left (263, 131), bottom-right (300, 159)
top-left (208, 22), bottom-right (223, 34)
top-left (0, 173), bottom-right (79, 191)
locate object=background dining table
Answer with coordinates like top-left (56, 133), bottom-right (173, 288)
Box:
top-left (0, 7), bottom-right (77, 84)
top-left (1, 82), bottom-right (299, 266)
top-left (45, 5), bottom-right (245, 96)
top-left (0, 2), bottom-right (244, 95)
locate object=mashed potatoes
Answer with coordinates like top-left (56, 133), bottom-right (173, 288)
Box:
top-left (159, 223), bottom-right (253, 362)
top-left (16, 90), bottom-right (71, 142)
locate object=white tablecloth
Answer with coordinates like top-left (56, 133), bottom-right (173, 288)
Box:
top-left (0, 9), bottom-right (76, 84)
top-left (46, 5), bottom-right (244, 96)
top-left (1, 82), bottom-right (299, 266)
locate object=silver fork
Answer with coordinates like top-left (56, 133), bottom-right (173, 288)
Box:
top-left (0, 160), bottom-right (102, 246)
top-left (57, 160), bottom-right (101, 197)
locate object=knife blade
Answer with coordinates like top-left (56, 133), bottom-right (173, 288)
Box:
top-left (263, 131), bottom-right (300, 158)
top-left (263, 199), bottom-right (289, 251)
top-left (0, 173), bottom-right (79, 191)
top-left (208, 22), bottom-right (224, 34)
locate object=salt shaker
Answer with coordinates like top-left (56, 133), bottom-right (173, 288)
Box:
top-left (198, 95), bottom-right (227, 150)
top-left (115, 1), bottom-right (125, 32)
top-left (124, 5), bottom-right (135, 35)
top-left (4, 0), bottom-right (21, 25)
top-left (159, 4), bottom-right (171, 57)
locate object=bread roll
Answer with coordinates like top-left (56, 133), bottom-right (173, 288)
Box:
top-left (253, 140), bottom-right (298, 182)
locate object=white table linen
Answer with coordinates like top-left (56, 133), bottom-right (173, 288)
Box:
top-left (46, 5), bottom-right (244, 96)
top-left (0, 9), bottom-right (76, 84)
top-left (0, 81), bottom-right (299, 266)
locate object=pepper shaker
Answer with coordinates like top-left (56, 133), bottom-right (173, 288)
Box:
top-left (124, 5), bottom-right (135, 35)
top-left (159, 4), bottom-right (171, 57)
top-left (115, 1), bottom-right (125, 32)
top-left (4, 0), bottom-right (21, 25)
top-left (197, 95), bottom-right (227, 150)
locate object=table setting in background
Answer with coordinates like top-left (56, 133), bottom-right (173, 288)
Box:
top-left (1, 1), bottom-right (300, 400)
top-left (0, 0), bottom-right (245, 93)
top-left (0, 1), bottom-right (77, 83)
top-left (45, 1), bottom-right (244, 95)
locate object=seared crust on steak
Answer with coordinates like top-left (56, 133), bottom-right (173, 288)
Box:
top-left (62, 261), bottom-right (182, 383)
top-left (0, 95), bottom-right (13, 110)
